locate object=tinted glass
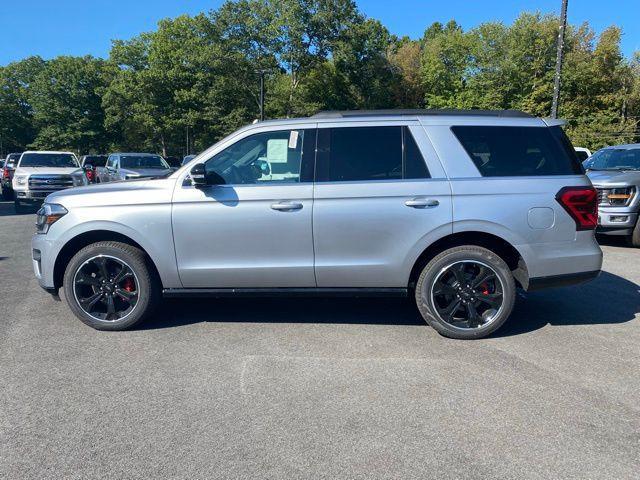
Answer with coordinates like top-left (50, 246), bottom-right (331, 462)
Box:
top-left (120, 155), bottom-right (168, 169)
top-left (575, 150), bottom-right (589, 162)
top-left (316, 126), bottom-right (430, 182)
top-left (205, 129), bottom-right (307, 185)
top-left (452, 126), bottom-right (583, 176)
top-left (585, 148), bottom-right (640, 171)
top-left (325, 126), bottom-right (403, 181)
top-left (83, 155), bottom-right (107, 166)
top-left (19, 153), bottom-right (78, 168)
top-left (404, 127), bottom-right (430, 179)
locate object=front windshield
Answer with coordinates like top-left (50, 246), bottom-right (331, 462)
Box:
top-left (19, 153), bottom-right (79, 168)
top-left (586, 148), bottom-right (640, 171)
top-left (120, 155), bottom-right (168, 169)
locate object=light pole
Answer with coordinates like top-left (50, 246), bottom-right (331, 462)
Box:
top-left (551, 0), bottom-right (569, 119)
top-left (255, 69), bottom-right (273, 121)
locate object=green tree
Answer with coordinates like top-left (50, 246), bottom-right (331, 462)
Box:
top-left (29, 56), bottom-right (111, 152)
top-left (0, 56), bottom-right (45, 153)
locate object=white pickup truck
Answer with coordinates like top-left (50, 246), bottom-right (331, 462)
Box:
top-left (12, 151), bottom-right (88, 212)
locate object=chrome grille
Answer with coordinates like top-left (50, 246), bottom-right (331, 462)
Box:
top-left (28, 174), bottom-right (74, 191)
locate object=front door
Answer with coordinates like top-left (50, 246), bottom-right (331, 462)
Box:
top-left (172, 127), bottom-right (317, 288)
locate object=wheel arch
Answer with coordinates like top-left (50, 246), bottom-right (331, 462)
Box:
top-left (53, 230), bottom-right (163, 290)
top-left (408, 231), bottom-right (529, 290)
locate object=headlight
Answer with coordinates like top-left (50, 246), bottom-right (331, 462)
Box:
top-left (604, 186), bottom-right (635, 206)
top-left (36, 203), bottom-right (68, 234)
top-left (72, 174), bottom-right (87, 187)
top-left (15, 175), bottom-right (28, 185)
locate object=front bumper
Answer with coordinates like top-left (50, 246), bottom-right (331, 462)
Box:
top-left (15, 190), bottom-right (52, 201)
top-left (597, 207), bottom-right (637, 235)
top-left (32, 233), bottom-right (56, 291)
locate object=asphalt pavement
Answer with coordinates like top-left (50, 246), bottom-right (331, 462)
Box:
top-left (1, 200), bottom-right (639, 479)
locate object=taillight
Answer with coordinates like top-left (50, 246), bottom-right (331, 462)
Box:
top-left (556, 186), bottom-right (598, 230)
top-left (85, 169), bottom-right (94, 182)
top-left (2, 168), bottom-right (8, 179)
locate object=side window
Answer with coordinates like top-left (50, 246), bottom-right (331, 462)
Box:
top-left (316, 126), bottom-right (430, 182)
top-left (451, 126), bottom-right (583, 176)
top-left (403, 127), bottom-right (430, 179)
top-left (107, 156), bottom-right (117, 169)
top-left (204, 129), bottom-right (312, 185)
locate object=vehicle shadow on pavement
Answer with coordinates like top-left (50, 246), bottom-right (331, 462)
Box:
top-left (0, 200), bottom-right (39, 217)
top-left (145, 296), bottom-right (425, 330)
top-left (494, 271), bottom-right (640, 337)
top-left (143, 271), bottom-right (639, 334)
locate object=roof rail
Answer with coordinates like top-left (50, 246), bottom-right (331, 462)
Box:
top-left (311, 109), bottom-right (535, 119)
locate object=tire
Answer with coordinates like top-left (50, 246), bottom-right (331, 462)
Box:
top-left (14, 199), bottom-right (25, 213)
top-left (414, 245), bottom-right (516, 340)
top-left (63, 241), bottom-right (161, 330)
top-left (2, 187), bottom-right (13, 200)
top-left (626, 219), bottom-right (640, 248)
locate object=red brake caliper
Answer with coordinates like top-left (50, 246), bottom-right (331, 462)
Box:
top-left (123, 277), bottom-right (135, 292)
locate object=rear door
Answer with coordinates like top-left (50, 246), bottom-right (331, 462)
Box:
top-left (313, 122), bottom-right (452, 287)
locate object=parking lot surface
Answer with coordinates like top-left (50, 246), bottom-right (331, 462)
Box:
top-left (1, 200), bottom-right (639, 479)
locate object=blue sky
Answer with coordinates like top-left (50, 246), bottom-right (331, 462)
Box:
top-left (1, 0), bottom-right (638, 66)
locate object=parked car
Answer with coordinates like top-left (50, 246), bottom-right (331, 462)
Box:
top-left (574, 147), bottom-right (592, 162)
top-left (12, 151), bottom-right (87, 212)
top-left (32, 109), bottom-right (602, 338)
top-left (584, 144), bottom-right (640, 247)
top-left (182, 154), bottom-right (197, 166)
top-left (1, 152), bottom-right (22, 200)
top-left (97, 153), bottom-right (172, 183)
top-left (80, 155), bottom-right (108, 183)
top-left (164, 156), bottom-right (182, 168)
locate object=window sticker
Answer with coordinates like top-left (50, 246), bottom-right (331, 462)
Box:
top-left (267, 139), bottom-right (288, 163)
top-left (288, 130), bottom-right (299, 149)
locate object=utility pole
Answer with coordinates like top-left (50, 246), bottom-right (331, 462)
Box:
top-left (551, 0), bottom-right (569, 119)
top-left (186, 125), bottom-right (190, 156)
top-left (259, 70), bottom-right (266, 121)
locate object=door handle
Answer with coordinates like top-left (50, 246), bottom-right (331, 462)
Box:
top-left (405, 198), bottom-right (439, 208)
top-left (271, 201), bottom-right (303, 211)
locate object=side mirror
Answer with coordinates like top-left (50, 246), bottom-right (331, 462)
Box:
top-left (190, 163), bottom-right (207, 187)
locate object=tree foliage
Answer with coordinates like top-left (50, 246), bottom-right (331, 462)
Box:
top-left (0, 1), bottom-right (638, 156)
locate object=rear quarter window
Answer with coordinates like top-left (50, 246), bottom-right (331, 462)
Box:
top-left (451, 126), bottom-right (583, 177)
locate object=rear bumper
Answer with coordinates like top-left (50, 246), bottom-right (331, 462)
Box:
top-left (527, 270), bottom-right (600, 291)
top-left (517, 231), bottom-right (603, 286)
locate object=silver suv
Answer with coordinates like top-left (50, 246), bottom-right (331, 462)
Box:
top-left (584, 144), bottom-right (640, 247)
top-left (97, 153), bottom-right (173, 183)
top-left (32, 110), bottom-right (602, 339)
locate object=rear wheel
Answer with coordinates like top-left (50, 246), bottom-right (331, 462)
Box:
top-left (63, 241), bottom-right (160, 330)
top-left (415, 245), bottom-right (516, 339)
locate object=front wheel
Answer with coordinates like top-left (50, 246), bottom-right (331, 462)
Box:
top-left (626, 219), bottom-right (640, 248)
top-left (414, 245), bottom-right (516, 339)
top-left (63, 241), bottom-right (161, 330)
top-left (2, 187), bottom-right (13, 200)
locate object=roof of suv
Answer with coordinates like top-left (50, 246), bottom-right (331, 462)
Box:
top-left (110, 152), bottom-right (163, 156)
top-left (311, 109), bottom-right (535, 118)
top-left (248, 109), bottom-right (553, 130)
top-left (21, 150), bottom-right (76, 155)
